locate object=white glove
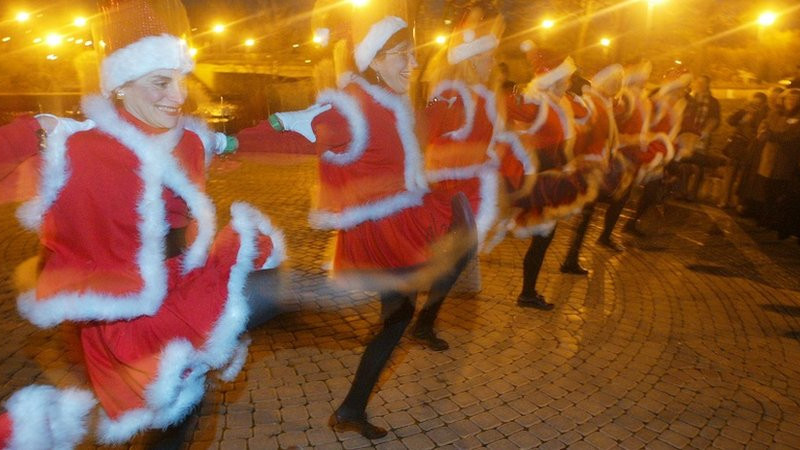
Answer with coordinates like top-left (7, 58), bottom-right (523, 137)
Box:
top-left (35, 114), bottom-right (94, 136)
top-left (271, 103), bottom-right (332, 143)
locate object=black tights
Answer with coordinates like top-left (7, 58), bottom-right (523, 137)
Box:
top-left (599, 187), bottom-right (633, 240)
top-left (564, 203), bottom-right (596, 263)
top-left (336, 248), bottom-right (472, 418)
top-left (520, 228), bottom-right (556, 297)
top-left (414, 251), bottom-right (471, 332)
top-left (628, 178), bottom-right (661, 226)
top-left (337, 291), bottom-right (416, 418)
top-left (244, 269), bottom-right (284, 330)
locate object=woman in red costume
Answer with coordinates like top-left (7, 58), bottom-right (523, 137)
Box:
top-left (242, 9), bottom-right (477, 439)
top-left (558, 63), bottom-right (629, 272)
top-left (422, 7), bottom-right (504, 245)
top-left (621, 69), bottom-right (693, 235)
top-left (0, 0), bottom-right (285, 447)
top-left (495, 45), bottom-right (596, 310)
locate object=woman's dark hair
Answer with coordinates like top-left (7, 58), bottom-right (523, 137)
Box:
top-left (361, 27), bottom-right (413, 85)
top-left (753, 92), bottom-right (768, 102)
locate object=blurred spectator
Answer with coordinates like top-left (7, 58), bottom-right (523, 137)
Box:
top-left (737, 86), bottom-right (785, 216)
top-left (717, 92), bottom-right (768, 209)
top-left (679, 75), bottom-right (720, 201)
top-left (753, 89), bottom-right (800, 231)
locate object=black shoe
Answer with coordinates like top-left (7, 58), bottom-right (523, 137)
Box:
top-left (329, 412), bottom-right (388, 440)
top-left (411, 327), bottom-right (450, 351)
top-left (622, 222), bottom-right (646, 237)
top-left (597, 235), bottom-right (624, 252)
top-left (560, 260), bottom-right (589, 275)
top-left (516, 293), bottom-right (554, 310)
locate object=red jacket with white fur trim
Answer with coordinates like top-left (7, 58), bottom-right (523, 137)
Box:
top-left (14, 96), bottom-right (285, 445)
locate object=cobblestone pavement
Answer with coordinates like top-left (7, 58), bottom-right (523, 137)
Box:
top-left (2, 154), bottom-right (800, 450)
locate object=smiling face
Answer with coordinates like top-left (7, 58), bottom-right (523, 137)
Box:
top-left (369, 40), bottom-right (418, 94)
top-left (119, 69), bottom-right (187, 129)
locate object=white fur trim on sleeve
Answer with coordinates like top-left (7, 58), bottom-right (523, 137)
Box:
top-left (316, 90), bottom-right (369, 166)
top-left (354, 16), bottom-right (407, 73)
top-left (101, 34), bottom-right (194, 97)
top-left (430, 80), bottom-right (476, 141)
top-left (495, 131), bottom-right (535, 174)
top-left (475, 167), bottom-right (499, 244)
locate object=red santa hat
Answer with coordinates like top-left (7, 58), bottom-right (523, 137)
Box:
top-left (657, 66), bottom-right (693, 97)
top-left (96, 0), bottom-right (194, 97)
top-left (350, 1), bottom-right (413, 73)
top-left (446, 8), bottom-right (502, 65)
top-left (353, 16), bottom-right (408, 72)
top-left (591, 63), bottom-right (624, 95)
top-left (622, 60), bottom-right (653, 87)
top-left (522, 43), bottom-right (576, 91)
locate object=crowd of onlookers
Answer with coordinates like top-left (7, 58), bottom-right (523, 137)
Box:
top-left (678, 76), bottom-right (800, 243)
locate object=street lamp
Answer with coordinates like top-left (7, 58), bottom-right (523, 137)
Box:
top-left (756, 11), bottom-right (777, 81)
top-left (600, 37), bottom-right (611, 47)
top-left (213, 24), bottom-right (225, 34)
top-left (46, 33), bottom-right (63, 47)
top-left (16, 11), bottom-right (30, 23)
top-left (244, 38), bottom-right (255, 47)
top-left (435, 34), bottom-right (447, 45)
top-left (542, 19), bottom-right (555, 29)
top-left (758, 11), bottom-right (777, 27)
top-left (74, 17), bottom-right (87, 27)
top-left (352, 0), bottom-right (368, 7)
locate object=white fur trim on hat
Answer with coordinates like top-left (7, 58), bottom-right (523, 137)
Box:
top-left (623, 61), bottom-right (652, 87)
top-left (531, 56), bottom-right (577, 91)
top-left (101, 34), bottom-right (194, 97)
top-left (657, 73), bottom-right (693, 97)
top-left (354, 16), bottom-right (407, 72)
top-left (448, 34), bottom-right (499, 65)
top-left (591, 64), bottom-right (624, 96)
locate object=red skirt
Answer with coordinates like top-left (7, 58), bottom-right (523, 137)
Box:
top-left (80, 211), bottom-right (279, 444)
top-left (333, 190), bottom-right (452, 271)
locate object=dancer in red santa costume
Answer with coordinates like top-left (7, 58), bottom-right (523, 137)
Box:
top-left (494, 44), bottom-right (596, 310)
top-left (558, 63), bottom-right (629, 272)
top-left (621, 68), bottom-right (694, 235)
top-left (419, 6), bottom-right (504, 296)
top-left (592, 61), bottom-right (654, 249)
top-left (239, 5), bottom-right (477, 439)
top-left (1, 0), bottom-right (285, 447)
top-left (422, 6), bottom-right (503, 245)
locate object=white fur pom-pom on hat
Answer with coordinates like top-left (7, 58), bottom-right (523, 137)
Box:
top-left (445, 7), bottom-right (503, 65)
top-left (520, 39), bottom-right (535, 53)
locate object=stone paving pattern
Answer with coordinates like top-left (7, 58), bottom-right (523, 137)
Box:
top-left (2, 154), bottom-right (800, 449)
